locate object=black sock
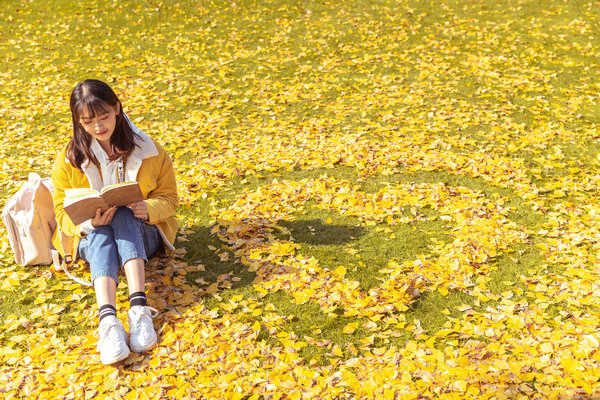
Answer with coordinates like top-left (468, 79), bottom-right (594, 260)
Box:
top-left (98, 304), bottom-right (117, 324)
top-left (129, 291), bottom-right (147, 308)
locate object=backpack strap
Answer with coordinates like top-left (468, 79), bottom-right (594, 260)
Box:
top-left (52, 231), bottom-right (92, 287)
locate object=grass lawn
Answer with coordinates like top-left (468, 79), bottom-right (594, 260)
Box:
top-left (1, 0), bottom-right (600, 398)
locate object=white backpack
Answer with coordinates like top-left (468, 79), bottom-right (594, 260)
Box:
top-left (2, 173), bottom-right (56, 266)
top-left (2, 173), bottom-right (91, 286)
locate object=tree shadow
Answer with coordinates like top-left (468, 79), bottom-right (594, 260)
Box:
top-left (278, 219), bottom-right (366, 246)
top-left (160, 219), bottom-right (367, 290)
top-left (145, 217), bottom-right (367, 304)
top-left (135, 218), bottom-right (366, 369)
top-left (164, 224), bottom-right (255, 286)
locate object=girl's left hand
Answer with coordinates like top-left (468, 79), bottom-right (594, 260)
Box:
top-left (128, 201), bottom-right (149, 221)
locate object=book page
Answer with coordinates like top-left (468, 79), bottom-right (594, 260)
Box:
top-left (100, 181), bottom-right (143, 208)
top-left (64, 188), bottom-right (101, 204)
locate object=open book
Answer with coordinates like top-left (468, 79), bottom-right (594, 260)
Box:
top-left (63, 181), bottom-right (143, 225)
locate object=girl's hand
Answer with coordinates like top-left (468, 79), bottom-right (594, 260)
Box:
top-left (128, 201), bottom-right (149, 221)
top-left (91, 206), bottom-right (117, 227)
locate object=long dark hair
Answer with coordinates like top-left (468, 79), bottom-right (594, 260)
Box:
top-left (67, 79), bottom-right (139, 170)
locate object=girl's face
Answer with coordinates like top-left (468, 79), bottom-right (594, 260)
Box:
top-left (78, 103), bottom-right (120, 148)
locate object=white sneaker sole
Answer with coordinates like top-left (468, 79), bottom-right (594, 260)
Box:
top-left (101, 346), bottom-right (130, 365)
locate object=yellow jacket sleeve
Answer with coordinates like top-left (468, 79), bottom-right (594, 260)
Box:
top-left (145, 146), bottom-right (178, 225)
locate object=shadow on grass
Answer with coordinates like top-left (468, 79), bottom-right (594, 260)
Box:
top-left (279, 219), bottom-right (366, 246)
top-left (176, 219), bottom-right (366, 296)
top-left (176, 225), bottom-right (256, 290)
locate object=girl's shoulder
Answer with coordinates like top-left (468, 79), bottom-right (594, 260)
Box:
top-left (133, 131), bottom-right (170, 158)
top-left (51, 144), bottom-right (84, 181)
top-left (150, 138), bottom-right (169, 156)
top-left (53, 145), bottom-right (70, 168)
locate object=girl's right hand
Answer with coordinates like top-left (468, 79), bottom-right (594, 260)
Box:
top-left (91, 206), bottom-right (117, 227)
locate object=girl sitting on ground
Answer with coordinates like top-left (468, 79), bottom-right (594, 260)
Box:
top-left (51, 79), bottom-right (178, 364)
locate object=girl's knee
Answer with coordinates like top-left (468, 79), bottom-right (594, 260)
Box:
top-left (110, 207), bottom-right (138, 230)
top-left (113, 206), bottom-right (135, 220)
top-left (110, 207), bottom-right (144, 239)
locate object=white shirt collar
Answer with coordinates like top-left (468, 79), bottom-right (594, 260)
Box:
top-left (90, 138), bottom-right (114, 163)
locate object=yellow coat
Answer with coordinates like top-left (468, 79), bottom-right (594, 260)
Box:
top-left (51, 133), bottom-right (178, 258)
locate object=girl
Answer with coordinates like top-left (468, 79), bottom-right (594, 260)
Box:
top-left (51, 79), bottom-right (178, 364)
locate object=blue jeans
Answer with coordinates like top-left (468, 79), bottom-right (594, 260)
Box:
top-left (78, 207), bottom-right (162, 284)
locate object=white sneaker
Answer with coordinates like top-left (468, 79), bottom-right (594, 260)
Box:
top-left (96, 316), bottom-right (130, 365)
top-left (128, 306), bottom-right (158, 352)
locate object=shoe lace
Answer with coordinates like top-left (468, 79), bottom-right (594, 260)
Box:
top-left (95, 319), bottom-right (124, 351)
top-left (130, 306), bottom-right (159, 333)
